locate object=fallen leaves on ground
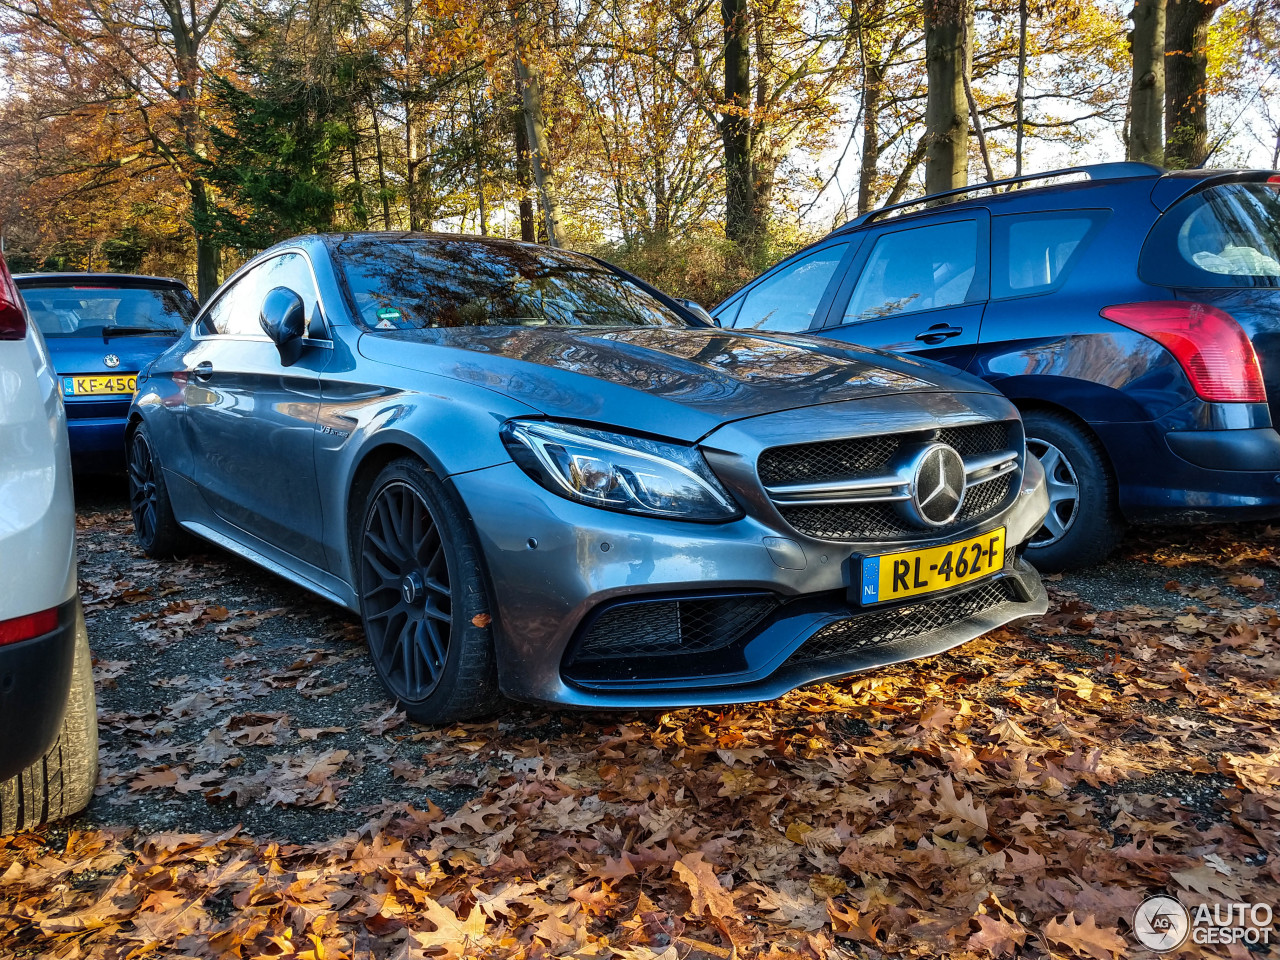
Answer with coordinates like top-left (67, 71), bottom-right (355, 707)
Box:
top-left (3, 508), bottom-right (1279, 958)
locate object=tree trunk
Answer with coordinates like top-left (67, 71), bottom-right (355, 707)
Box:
top-left (349, 129), bottom-right (368, 228)
top-left (403, 0), bottom-right (421, 231)
top-left (720, 0), bottom-right (756, 244)
top-left (405, 108), bottom-right (421, 231)
top-left (923, 0), bottom-right (971, 195)
top-left (370, 101), bottom-right (392, 228)
top-left (190, 179), bottom-right (219, 300)
top-left (1015, 0), bottom-right (1028, 176)
top-left (512, 97), bottom-right (536, 243)
top-left (857, 62), bottom-right (883, 215)
top-left (515, 54), bottom-right (562, 247)
top-left (1126, 0), bottom-right (1165, 164)
top-left (1165, 0), bottom-right (1223, 168)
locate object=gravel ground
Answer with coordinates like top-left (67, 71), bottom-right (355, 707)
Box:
top-left (66, 476), bottom-right (1272, 842)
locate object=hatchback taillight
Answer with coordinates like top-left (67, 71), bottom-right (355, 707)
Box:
top-left (0, 608), bottom-right (58, 646)
top-left (1100, 300), bottom-right (1266, 403)
top-left (0, 253), bottom-right (24, 341)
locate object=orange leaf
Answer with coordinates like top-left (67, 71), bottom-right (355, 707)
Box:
top-left (673, 852), bottom-right (736, 922)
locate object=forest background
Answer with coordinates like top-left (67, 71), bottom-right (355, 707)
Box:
top-left (0, 0), bottom-right (1276, 305)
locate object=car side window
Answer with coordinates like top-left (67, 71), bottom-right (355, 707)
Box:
top-left (842, 220), bottom-right (979, 323)
top-left (993, 212), bottom-right (1103, 298)
top-left (254, 253), bottom-right (325, 338)
top-left (201, 252), bottom-right (324, 339)
top-left (729, 243), bottom-right (849, 332)
top-left (199, 270), bottom-right (255, 336)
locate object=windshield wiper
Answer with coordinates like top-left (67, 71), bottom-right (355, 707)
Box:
top-left (102, 325), bottom-right (173, 339)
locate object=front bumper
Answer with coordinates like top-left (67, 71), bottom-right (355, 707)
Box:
top-left (0, 599), bottom-right (79, 782)
top-left (453, 448), bottom-right (1049, 708)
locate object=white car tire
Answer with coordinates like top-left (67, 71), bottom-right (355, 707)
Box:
top-left (0, 604), bottom-right (97, 834)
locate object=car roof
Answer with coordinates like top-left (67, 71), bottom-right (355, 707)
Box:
top-left (827, 164), bottom-right (1268, 238)
top-left (13, 272), bottom-right (191, 289)
top-left (316, 230), bottom-right (560, 253)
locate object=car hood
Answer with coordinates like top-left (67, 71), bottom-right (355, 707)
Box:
top-left (357, 325), bottom-right (996, 442)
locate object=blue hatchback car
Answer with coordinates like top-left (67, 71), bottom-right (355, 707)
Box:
top-left (711, 163), bottom-right (1280, 570)
top-left (14, 274), bottom-right (198, 470)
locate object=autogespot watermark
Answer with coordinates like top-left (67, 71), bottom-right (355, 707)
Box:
top-left (1133, 896), bottom-right (1274, 951)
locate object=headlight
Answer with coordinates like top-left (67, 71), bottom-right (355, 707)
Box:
top-left (501, 420), bottom-right (741, 521)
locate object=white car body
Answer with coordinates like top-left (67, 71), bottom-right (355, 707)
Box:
top-left (0, 320), bottom-right (77, 617)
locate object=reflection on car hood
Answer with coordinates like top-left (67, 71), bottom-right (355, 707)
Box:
top-left (357, 326), bottom-right (996, 442)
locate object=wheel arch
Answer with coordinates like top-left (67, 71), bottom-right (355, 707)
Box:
top-left (342, 433), bottom-right (492, 580)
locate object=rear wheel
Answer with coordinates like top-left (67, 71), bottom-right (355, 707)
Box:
top-left (0, 603), bottom-right (98, 834)
top-left (127, 423), bottom-right (190, 557)
top-left (1022, 410), bottom-right (1124, 572)
top-left (357, 458), bottom-right (501, 724)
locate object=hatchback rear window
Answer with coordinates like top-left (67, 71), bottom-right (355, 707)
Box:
top-left (18, 285), bottom-right (195, 338)
top-left (1140, 181), bottom-right (1280, 287)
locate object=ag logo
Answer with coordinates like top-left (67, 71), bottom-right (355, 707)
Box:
top-left (104, 354), bottom-right (121, 368)
top-left (1133, 896), bottom-right (1190, 952)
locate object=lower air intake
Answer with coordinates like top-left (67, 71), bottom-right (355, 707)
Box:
top-left (574, 594), bottom-right (779, 662)
top-left (792, 576), bottom-right (1020, 665)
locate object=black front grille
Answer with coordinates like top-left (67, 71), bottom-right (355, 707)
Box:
top-left (938, 422), bottom-right (1010, 457)
top-left (778, 474), bottom-right (1013, 541)
top-left (959, 474), bottom-right (1012, 520)
top-left (758, 434), bottom-right (901, 485)
top-left (574, 595), bottom-right (779, 662)
top-left (780, 502), bottom-right (905, 541)
top-left (793, 577), bottom-right (1020, 665)
top-left (758, 422), bottom-right (1013, 487)
top-left (760, 421), bottom-right (1019, 542)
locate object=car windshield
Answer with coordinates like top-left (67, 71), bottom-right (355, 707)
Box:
top-left (1141, 181), bottom-right (1280, 288)
top-left (336, 237), bottom-right (690, 330)
top-left (19, 285), bottom-right (195, 338)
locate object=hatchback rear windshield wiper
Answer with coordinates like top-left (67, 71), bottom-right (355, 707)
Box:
top-left (102, 325), bottom-right (175, 339)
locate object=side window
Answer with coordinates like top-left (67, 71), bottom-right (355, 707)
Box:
top-left (202, 253), bottom-right (323, 338)
top-left (199, 271), bottom-right (255, 336)
top-left (254, 252), bottom-right (324, 337)
top-left (842, 220), bottom-right (979, 323)
top-left (730, 243), bottom-right (848, 332)
top-left (993, 212), bottom-right (1103, 298)
top-left (222, 262), bottom-right (273, 337)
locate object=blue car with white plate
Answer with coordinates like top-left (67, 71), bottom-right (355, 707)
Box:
top-left (14, 273), bottom-right (198, 470)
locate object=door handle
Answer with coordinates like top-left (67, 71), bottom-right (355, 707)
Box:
top-left (193, 361), bottom-right (214, 381)
top-left (915, 324), bottom-right (963, 344)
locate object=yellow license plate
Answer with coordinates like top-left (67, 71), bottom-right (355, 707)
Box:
top-left (62, 374), bottom-right (137, 397)
top-left (859, 527), bottom-right (1006, 604)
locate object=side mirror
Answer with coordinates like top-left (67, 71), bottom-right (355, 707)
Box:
top-left (260, 286), bottom-right (307, 366)
top-left (677, 298), bottom-right (719, 327)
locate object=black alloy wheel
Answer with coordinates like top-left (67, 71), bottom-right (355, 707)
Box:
top-left (361, 480), bottom-right (454, 701)
top-left (356, 458), bottom-right (500, 722)
top-left (126, 423), bottom-right (189, 557)
top-left (127, 430), bottom-right (160, 546)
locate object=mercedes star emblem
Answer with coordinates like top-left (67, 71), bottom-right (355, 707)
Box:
top-left (908, 443), bottom-right (967, 527)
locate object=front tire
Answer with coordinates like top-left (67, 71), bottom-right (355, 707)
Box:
top-left (357, 458), bottom-right (501, 724)
top-left (127, 423), bottom-right (191, 558)
top-left (1, 603), bottom-right (98, 834)
top-left (1022, 410), bottom-right (1124, 572)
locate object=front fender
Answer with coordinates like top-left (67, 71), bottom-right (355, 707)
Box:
top-left (316, 367), bottom-right (539, 587)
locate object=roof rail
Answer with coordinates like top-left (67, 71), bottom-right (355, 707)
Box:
top-left (835, 161), bottom-right (1164, 232)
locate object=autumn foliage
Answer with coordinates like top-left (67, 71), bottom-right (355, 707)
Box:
top-left (2, 505), bottom-right (1279, 958)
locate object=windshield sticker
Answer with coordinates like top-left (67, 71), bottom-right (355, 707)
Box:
top-left (375, 306), bottom-right (405, 329)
